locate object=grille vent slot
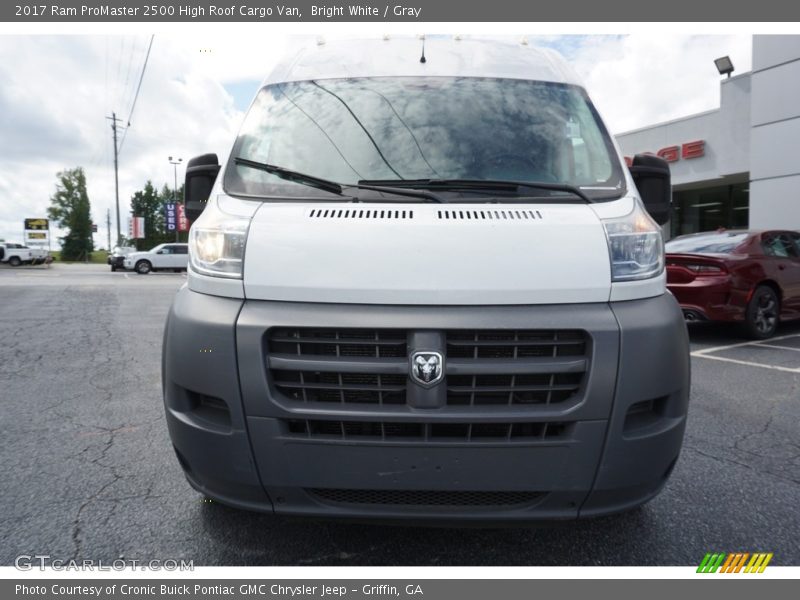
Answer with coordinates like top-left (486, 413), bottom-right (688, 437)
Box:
top-left (307, 488), bottom-right (546, 507)
top-left (437, 209), bottom-right (542, 221)
top-left (309, 208), bottom-right (414, 220)
top-left (285, 419), bottom-right (572, 441)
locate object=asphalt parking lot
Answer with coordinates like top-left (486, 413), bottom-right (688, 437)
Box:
top-left (1, 263), bottom-right (798, 566)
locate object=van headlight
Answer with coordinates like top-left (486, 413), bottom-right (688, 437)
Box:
top-left (189, 202), bottom-right (250, 279)
top-left (602, 198), bottom-right (664, 282)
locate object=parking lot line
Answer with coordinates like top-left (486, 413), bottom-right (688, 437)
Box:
top-left (691, 333), bottom-right (800, 373)
top-left (691, 353), bottom-right (800, 373)
top-left (754, 343), bottom-right (800, 352)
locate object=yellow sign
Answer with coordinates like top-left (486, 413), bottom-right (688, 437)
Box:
top-left (25, 218), bottom-right (49, 230)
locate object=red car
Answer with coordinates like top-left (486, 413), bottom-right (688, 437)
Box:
top-left (665, 230), bottom-right (800, 338)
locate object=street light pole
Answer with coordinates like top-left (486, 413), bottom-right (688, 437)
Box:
top-left (168, 156), bottom-right (182, 242)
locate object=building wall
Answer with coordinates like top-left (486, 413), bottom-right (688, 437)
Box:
top-left (749, 35), bottom-right (800, 229)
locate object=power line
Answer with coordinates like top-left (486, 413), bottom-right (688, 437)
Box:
top-left (114, 36), bottom-right (125, 110)
top-left (120, 36), bottom-right (138, 112)
top-left (118, 35), bottom-right (154, 155)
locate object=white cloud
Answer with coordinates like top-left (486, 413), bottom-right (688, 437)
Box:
top-left (568, 34), bottom-right (752, 133)
top-left (0, 33), bottom-right (753, 247)
top-left (0, 33), bottom-right (288, 248)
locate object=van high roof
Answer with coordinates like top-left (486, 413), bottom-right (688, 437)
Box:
top-left (262, 37), bottom-right (584, 88)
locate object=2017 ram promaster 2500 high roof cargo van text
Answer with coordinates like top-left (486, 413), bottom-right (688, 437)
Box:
top-left (162, 38), bottom-right (690, 523)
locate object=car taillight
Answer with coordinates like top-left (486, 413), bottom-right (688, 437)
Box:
top-left (677, 263), bottom-right (726, 275)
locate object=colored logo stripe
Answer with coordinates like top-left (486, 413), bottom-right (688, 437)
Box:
top-left (697, 553), bottom-right (726, 573)
top-left (745, 553), bottom-right (773, 573)
top-left (697, 552), bottom-right (773, 573)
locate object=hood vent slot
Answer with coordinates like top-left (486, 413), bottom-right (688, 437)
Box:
top-left (437, 209), bottom-right (542, 221)
top-left (309, 208), bottom-right (414, 220)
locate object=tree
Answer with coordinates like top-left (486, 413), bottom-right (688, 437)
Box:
top-left (129, 181), bottom-right (188, 249)
top-left (129, 181), bottom-right (162, 250)
top-left (47, 167), bottom-right (93, 261)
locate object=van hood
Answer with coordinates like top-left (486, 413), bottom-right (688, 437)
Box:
top-left (242, 202), bottom-right (612, 305)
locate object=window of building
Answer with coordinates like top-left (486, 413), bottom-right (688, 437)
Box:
top-left (670, 182), bottom-right (749, 238)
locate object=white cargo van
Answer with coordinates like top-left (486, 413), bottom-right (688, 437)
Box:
top-left (162, 38), bottom-right (690, 522)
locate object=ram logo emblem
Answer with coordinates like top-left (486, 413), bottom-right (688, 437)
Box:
top-left (410, 351), bottom-right (444, 386)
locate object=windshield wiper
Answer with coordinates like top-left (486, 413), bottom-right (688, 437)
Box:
top-left (234, 157), bottom-right (348, 196)
top-left (351, 183), bottom-right (445, 204)
top-left (358, 178), bottom-right (595, 204)
top-left (235, 157), bottom-right (444, 203)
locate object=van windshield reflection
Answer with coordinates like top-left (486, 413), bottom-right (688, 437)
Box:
top-left (224, 77), bottom-right (625, 202)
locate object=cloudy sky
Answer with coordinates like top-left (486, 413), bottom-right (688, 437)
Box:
top-left (0, 33), bottom-right (752, 248)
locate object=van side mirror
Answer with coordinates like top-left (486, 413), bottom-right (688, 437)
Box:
top-left (629, 153), bottom-right (671, 226)
top-left (185, 153), bottom-right (221, 222)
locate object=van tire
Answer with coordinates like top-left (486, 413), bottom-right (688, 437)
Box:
top-left (135, 260), bottom-right (152, 275)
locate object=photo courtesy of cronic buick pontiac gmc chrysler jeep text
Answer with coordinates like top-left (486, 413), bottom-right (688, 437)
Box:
top-left (162, 38), bottom-right (691, 523)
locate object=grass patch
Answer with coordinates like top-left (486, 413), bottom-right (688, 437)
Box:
top-left (50, 250), bottom-right (109, 264)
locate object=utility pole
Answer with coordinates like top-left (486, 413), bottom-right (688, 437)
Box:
top-left (168, 156), bottom-right (182, 242)
top-left (106, 208), bottom-right (112, 251)
top-left (106, 113), bottom-right (123, 247)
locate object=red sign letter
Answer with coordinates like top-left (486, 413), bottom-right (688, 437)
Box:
top-left (657, 146), bottom-right (680, 162)
top-left (681, 140), bottom-right (705, 159)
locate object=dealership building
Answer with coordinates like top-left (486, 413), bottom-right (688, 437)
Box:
top-left (616, 35), bottom-right (800, 238)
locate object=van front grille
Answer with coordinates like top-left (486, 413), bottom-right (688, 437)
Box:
top-left (271, 370), bottom-right (406, 405)
top-left (446, 329), bottom-right (586, 358)
top-left (268, 328), bottom-right (407, 358)
top-left (447, 372), bottom-right (584, 406)
top-left (285, 419), bottom-right (572, 442)
top-left (266, 328), bottom-right (588, 408)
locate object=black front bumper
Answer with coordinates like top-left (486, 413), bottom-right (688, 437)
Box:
top-left (162, 289), bottom-right (690, 522)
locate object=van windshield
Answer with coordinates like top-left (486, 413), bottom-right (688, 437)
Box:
top-left (224, 77), bottom-right (625, 201)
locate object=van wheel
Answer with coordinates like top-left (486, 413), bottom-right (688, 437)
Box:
top-left (744, 286), bottom-right (779, 339)
top-left (8, 256), bottom-right (21, 267)
top-left (135, 260), bottom-right (152, 275)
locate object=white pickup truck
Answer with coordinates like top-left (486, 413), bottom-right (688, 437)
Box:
top-left (0, 243), bottom-right (49, 266)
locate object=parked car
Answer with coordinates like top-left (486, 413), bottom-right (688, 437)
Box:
top-left (666, 229), bottom-right (800, 338)
top-left (0, 242), bottom-right (48, 266)
top-left (107, 245), bottom-right (137, 271)
top-left (162, 38), bottom-right (690, 523)
top-left (123, 243), bottom-right (188, 274)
